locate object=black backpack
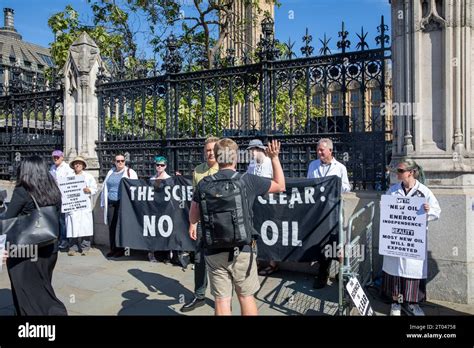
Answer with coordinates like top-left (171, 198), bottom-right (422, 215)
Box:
top-left (198, 172), bottom-right (254, 249)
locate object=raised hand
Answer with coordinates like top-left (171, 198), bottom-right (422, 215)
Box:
top-left (265, 140), bottom-right (281, 159)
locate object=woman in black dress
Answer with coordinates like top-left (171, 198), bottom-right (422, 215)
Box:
top-left (1, 156), bottom-right (67, 315)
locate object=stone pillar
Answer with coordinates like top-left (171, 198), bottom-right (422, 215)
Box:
top-left (63, 32), bottom-right (104, 178)
top-left (390, 0), bottom-right (474, 303)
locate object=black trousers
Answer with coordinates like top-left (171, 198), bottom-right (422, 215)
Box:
top-left (107, 201), bottom-right (123, 252)
top-left (7, 244), bottom-right (67, 316)
top-left (194, 223), bottom-right (208, 299)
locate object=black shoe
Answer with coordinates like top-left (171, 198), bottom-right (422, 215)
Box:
top-left (313, 274), bottom-right (329, 289)
top-left (180, 297), bottom-right (205, 312)
top-left (58, 241), bottom-right (69, 251)
top-left (113, 250), bottom-right (125, 258)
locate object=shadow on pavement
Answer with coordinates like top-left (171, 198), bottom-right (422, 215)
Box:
top-left (256, 270), bottom-right (339, 316)
top-left (118, 268), bottom-right (196, 315)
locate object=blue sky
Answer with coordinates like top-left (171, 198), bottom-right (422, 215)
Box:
top-left (3, 0), bottom-right (390, 58)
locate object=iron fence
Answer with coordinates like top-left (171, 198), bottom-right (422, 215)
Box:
top-left (0, 88), bottom-right (63, 179)
top-left (96, 17), bottom-right (392, 190)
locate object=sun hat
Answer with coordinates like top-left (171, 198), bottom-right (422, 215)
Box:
top-left (69, 156), bottom-right (87, 169)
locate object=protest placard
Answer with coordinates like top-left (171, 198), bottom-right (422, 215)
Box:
top-left (379, 195), bottom-right (427, 260)
top-left (58, 175), bottom-right (91, 213)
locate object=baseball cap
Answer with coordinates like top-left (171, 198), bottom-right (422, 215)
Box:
top-left (52, 150), bottom-right (64, 157)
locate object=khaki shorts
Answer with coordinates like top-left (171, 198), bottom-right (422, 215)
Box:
top-left (205, 248), bottom-right (260, 299)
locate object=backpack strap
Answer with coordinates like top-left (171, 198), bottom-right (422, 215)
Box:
top-left (199, 190), bottom-right (213, 247)
top-left (233, 180), bottom-right (247, 243)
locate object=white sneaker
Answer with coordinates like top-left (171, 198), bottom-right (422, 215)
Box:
top-left (403, 303), bottom-right (425, 316)
top-left (390, 303), bottom-right (401, 316)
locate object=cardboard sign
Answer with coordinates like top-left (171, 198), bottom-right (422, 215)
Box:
top-left (346, 276), bottom-right (373, 316)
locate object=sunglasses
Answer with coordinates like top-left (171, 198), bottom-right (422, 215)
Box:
top-left (396, 168), bottom-right (409, 174)
top-left (53, 156), bottom-right (60, 160)
top-left (155, 163), bottom-right (166, 167)
top-left (116, 159), bottom-right (125, 163)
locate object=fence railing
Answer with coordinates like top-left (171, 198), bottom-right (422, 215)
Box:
top-left (96, 17), bottom-right (392, 190)
top-left (0, 88), bottom-right (63, 179)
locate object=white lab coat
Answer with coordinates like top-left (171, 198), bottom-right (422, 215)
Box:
top-left (307, 158), bottom-right (351, 193)
top-left (50, 162), bottom-right (74, 182)
top-left (66, 171), bottom-right (97, 238)
top-left (382, 180), bottom-right (441, 279)
top-left (100, 166), bottom-right (138, 225)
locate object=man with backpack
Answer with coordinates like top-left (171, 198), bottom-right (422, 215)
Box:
top-left (189, 138), bottom-right (285, 315)
top-left (180, 136), bottom-right (220, 312)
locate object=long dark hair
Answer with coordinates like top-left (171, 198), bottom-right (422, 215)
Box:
top-left (16, 155), bottom-right (62, 206)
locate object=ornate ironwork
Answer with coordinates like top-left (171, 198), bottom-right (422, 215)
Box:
top-left (301, 28), bottom-right (314, 57)
top-left (0, 87), bottom-right (64, 179)
top-left (375, 15), bottom-right (390, 47)
top-left (284, 38), bottom-right (296, 60)
top-left (337, 21), bottom-right (351, 53)
top-left (92, 18), bottom-right (392, 190)
top-left (319, 33), bottom-right (332, 56)
top-left (257, 17), bottom-right (281, 62)
top-left (162, 34), bottom-right (182, 74)
top-left (356, 27), bottom-right (369, 51)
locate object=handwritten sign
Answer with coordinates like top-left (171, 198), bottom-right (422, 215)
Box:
top-left (58, 175), bottom-right (90, 213)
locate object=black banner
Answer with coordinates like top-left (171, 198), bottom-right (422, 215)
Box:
top-left (254, 175), bottom-right (341, 262)
top-left (118, 176), bottom-right (196, 252)
top-left (117, 175), bottom-right (341, 262)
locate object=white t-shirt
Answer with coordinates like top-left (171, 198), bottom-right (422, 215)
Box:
top-left (247, 157), bottom-right (273, 178)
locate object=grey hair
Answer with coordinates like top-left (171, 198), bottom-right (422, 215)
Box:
top-left (318, 138), bottom-right (333, 151)
top-left (399, 157), bottom-right (426, 184)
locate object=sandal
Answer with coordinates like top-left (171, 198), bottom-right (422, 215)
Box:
top-left (258, 265), bottom-right (279, 276)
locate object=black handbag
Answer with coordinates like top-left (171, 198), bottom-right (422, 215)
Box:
top-left (0, 194), bottom-right (59, 248)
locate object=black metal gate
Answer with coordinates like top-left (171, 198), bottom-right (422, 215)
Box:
top-left (96, 17), bottom-right (392, 190)
top-left (0, 88), bottom-right (64, 179)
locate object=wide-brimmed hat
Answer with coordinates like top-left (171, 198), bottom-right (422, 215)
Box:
top-left (70, 156), bottom-right (87, 169)
top-left (246, 139), bottom-right (266, 150)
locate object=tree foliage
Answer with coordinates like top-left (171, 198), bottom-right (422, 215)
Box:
top-left (48, 0), bottom-right (279, 73)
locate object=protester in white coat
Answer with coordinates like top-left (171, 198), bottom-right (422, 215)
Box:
top-left (100, 153), bottom-right (138, 258)
top-left (66, 157), bottom-right (97, 256)
top-left (50, 149), bottom-right (74, 251)
top-left (382, 158), bottom-right (441, 316)
top-left (307, 138), bottom-right (350, 289)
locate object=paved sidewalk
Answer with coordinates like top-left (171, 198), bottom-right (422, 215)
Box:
top-left (0, 246), bottom-right (473, 316)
